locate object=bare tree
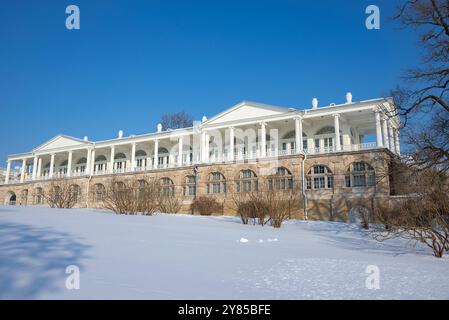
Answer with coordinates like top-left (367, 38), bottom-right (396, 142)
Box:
top-left (390, 0), bottom-right (449, 171)
top-left (371, 162), bottom-right (449, 257)
top-left (160, 111), bottom-right (193, 130)
top-left (45, 180), bottom-right (80, 209)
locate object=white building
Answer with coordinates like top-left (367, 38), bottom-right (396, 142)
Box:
top-left (1, 94), bottom-right (400, 185)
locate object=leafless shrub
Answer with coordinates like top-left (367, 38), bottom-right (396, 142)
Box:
top-left (102, 179), bottom-right (140, 215)
top-left (157, 193), bottom-right (182, 214)
top-left (232, 179), bottom-right (302, 228)
top-left (372, 189), bottom-right (449, 258)
top-left (45, 180), bottom-right (80, 209)
top-left (191, 196), bottom-right (221, 216)
top-left (232, 191), bottom-right (268, 225)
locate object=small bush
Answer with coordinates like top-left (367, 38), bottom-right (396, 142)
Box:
top-left (191, 196), bottom-right (221, 216)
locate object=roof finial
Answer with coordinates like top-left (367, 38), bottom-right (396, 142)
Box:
top-left (346, 92), bottom-right (353, 104)
top-left (312, 98), bottom-right (318, 109)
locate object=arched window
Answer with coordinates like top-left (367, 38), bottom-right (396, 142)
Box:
top-left (160, 177), bottom-right (175, 196)
top-left (207, 172), bottom-right (226, 194)
top-left (281, 131), bottom-right (296, 152)
top-left (94, 184), bottom-right (106, 202)
top-left (114, 153), bottom-right (127, 172)
top-left (43, 162), bottom-right (51, 177)
top-left (77, 158), bottom-right (87, 164)
top-left (34, 187), bottom-right (43, 205)
top-left (5, 191), bottom-right (16, 205)
top-left (183, 175), bottom-right (196, 196)
top-left (51, 186), bottom-right (61, 204)
top-left (315, 126), bottom-right (335, 135)
top-left (236, 170), bottom-right (258, 192)
top-left (268, 167), bottom-right (293, 190)
top-left (136, 150), bottom-right (147, 169)
top-left (137, 179), bottom-right (147, 189)
top-left (94, 155), bottom-right (108, 173)
top-left (57, 160), bottom-right (68, 176)
top-left (75, 158), bottom-right (87, 175)
top-left (115, 153), bottom-right (126, 160)
top-left (158, 148), bottom-right (169, 168)
top-left (282, 131), bottom-right (308, 151)
top-left (70, 184), bottom-right (81, 203)
top-left (345, 162), bottom-right (375, 187)
top-left (306, 165), bottom-right (334, 190)
top-left (95, 155), bottom-right (107, 162)
top-left (314, 126), bottom-right (343, 151)
top-left (20, 189), bottom-right (28, 205)
top-left (113, 181), bottom-right (126, 193)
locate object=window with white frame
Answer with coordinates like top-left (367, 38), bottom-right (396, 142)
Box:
top-left (207, 172), bottom-right (226, 194)
top-left (236, 169), bottom-right (258, 192)
top-left (183, 175), bottom-right (196, 196)
top-left (306, 165), bottom-right (334, 190)
top-left (268, 167), bottom-right (293, 191)
top-left (345, 162), bottom-right (375, 187)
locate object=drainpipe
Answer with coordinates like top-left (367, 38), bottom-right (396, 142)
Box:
top-left (301, 151), bottom-right (308, 220)
top-left (85, 143), bottom-right (95, 208)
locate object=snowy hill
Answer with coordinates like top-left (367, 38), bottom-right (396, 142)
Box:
top-left (0, 206), bottom-right (448, 299)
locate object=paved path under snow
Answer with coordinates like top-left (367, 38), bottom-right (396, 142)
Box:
top-left (0, 206), bottom-right (448, 299)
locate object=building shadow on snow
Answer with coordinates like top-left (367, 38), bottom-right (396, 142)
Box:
top-left (0, 222), bottom-right (90, 299)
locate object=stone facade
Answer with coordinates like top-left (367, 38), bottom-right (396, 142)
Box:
top-left (0, 148), bottom-right (394, 221)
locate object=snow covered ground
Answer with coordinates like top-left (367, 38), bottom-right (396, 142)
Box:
top-left (0, 206), bottom-right (448, 300)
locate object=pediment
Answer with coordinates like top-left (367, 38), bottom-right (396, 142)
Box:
top-left (204, 101), bottom-right (292, 126)
top-left (34, 135), bottom-right (90, 152)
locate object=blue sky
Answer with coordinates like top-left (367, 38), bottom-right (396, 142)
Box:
top-left (0, 0), bottom-right (420, 164)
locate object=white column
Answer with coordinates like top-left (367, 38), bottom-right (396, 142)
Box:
top-left (395, 129), bottom-right (401, 155)
top-left (90, 149), bottom-right (96, 174)
top-left (200, 130), bottom-right (206, 163)
top-left (32, 156), bottom-right (38, 180)
top-left (5, 160), bottom-right (11, 184)
top-left (67, 151), bottom-right (73, 177)
top-left (389, 122), bottom-right (395, 153)
top-left (86, 149), bottom-right (92, 175)
top-left (375, 111), bottom-right (383, 147)
top-left (334, 114), bottom-right (341, 151)
top-left (295, 117), bottom-right (303, 153)
top-left (178, 137), bottom-right (183, 167)
top-left (131, 143), bottom-right (136, 171)
top-left (229, 127), bottom-right (235, 161)
top-left (49, 154), bottom-right (55, 178)
top-left (20, 159), bottom-right (27, 183)
top-left (382, 118), bottom-right (389, 149)
top-left (37, 158), bottom-right (42, 179)
top-left (260, 122), bottom-right (266, 157)
top-left (205, 133), bottom-right (210, 163)
top-left (109, 146), bottom-right (115, 173)
top-left (153, 140), bottom-right (159, 169)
